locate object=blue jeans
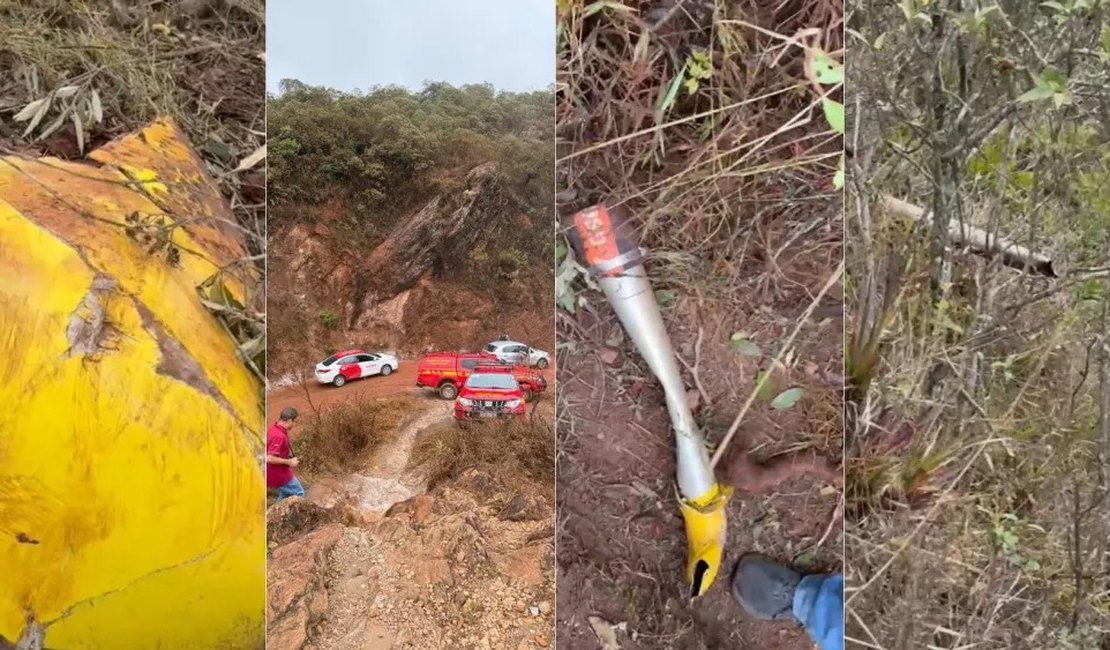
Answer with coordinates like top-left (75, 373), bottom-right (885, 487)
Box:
top-left (794, 573), bottom-right (843, 650)
top-left (275, 477), bottom-right (305, 501)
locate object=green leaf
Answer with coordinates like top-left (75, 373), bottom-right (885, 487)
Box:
top-left (810, 49), bottom-right (844, 85)
top-left (659, 62), bottom-right (688, 117)
top-left (687, 50), bottom-right (712, 80)
top-left (1016, 84), bottom-right (1056, 103)
top-left (976, 5), bottom-right (1001, 20)
top-left (770, 387), bottom-right (804, 410)
top-left (833, 155), bottom-right (845, 189)
top-left (558, 293), bottom-right (577, 313)
top-left (792, 547), bottom-right (819, 571)
top-left (755, 370), bottom-right (775, 401)
top-left (822, 99), bottom-right (845, 134)
top-left (1075, 279), bottom-right (1103, 301)
top-left (1023, 558), bottom-right (1041, 572)
top-left (655, 289), bottom-right (676, 307)
top-left (1040, 66), bottom-right (1067, 89)
top-left (898, 0), bottom-right (917, 21)
top-left (730, 332), bottom-right (761, 357)
top-left (937, 313), bottom-right (964, 334)
top-left (1040, 0), bottom-right (1067, 12)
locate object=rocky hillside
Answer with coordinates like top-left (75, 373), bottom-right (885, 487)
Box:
top-left (266, 470), bottom-right (555, 650)
top-left (266, 81), bottom-right (554, 380)
top-left (268, 162), bottom-right (553, 378)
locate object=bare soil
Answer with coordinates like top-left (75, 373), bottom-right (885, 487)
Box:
top-left (267, 369), bottom-right (557, 649)
top-left (556, 241), bottom-right (844, 649)
top-left (555, 0), bottom-right (844, 643)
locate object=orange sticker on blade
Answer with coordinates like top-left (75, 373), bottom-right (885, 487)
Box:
top-left (573, 205), bottom-right (621, 269)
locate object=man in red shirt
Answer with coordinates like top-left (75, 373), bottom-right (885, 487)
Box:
top-left (266, 407), bottom-right (305, 500)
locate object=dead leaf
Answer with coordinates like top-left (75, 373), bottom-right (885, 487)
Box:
top-left (37, 109), bottom-right (68, 141)
top-left (598, 348), bottom-right (619, 365)
top-left (13, 98), bottom-right (47, 122)
top-left (233, 143), bottom-right (266, 172)
top-left (71, 111), bottom-right (84, 154)
top-left (90, 89), bottom-right (103, 123)
top-left (588, 616), bottom-right (622, 650)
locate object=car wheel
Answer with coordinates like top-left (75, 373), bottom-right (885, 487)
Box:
top-left (439, 383), bottom-right (458, 400)
top-left (522, 389), bottom-right (533, 402)
top-left (333, 375), bottom-right (346, 387)
top-left (380, 364), bottom-right (393, 376)
top-left (536, 358), bottom-right (549, 369)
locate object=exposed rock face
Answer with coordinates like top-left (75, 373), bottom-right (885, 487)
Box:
top-left (360, 163), bottom-right (521, 297)
top-left (266, 523), bottom-right (344, 650)
top-left (267, 162), bottom-right (549, 377)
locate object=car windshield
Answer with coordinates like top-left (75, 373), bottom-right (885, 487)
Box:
top-left (484, 344), bottom-right (498, 352)
top-left (465, 373), bottom-right (517, 390)
top-left (322, 354), bottom-right (339, 365)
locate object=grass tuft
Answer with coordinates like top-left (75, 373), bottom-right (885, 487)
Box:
top-left (294, 399), bottom-right (409, 478)
top-left (409, 416), bottom-right (556, 495)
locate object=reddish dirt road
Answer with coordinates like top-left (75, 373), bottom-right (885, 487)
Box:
top-left (266, 361), bottom-right (555, 425)
top-left (267, 361), bottom-right (424, 424)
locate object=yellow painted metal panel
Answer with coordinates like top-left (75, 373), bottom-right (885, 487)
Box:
top-left (0, 121), bottom-right (264, 649)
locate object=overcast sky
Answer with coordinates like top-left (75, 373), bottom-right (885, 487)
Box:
top-left (266, 0), bottom-right (554, 93)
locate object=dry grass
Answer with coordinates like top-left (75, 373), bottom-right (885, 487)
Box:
top-left (294, 399), bottom-right (409, 479)
top-left (555, 1), bottom-right (844, 646)
top-left (408, 416), bottom-right (557, 496)
top-left (556, 0), bottom-right (845, 459)
top-left (558, 0), bottom-right (842, 283)
top-left (0, 0), bottom-right (265, 253)
top-left (844, 236), bottom-right (1110, 647)
top-left (556, 0), bottom-right (845, 499)
top-left (843, 2), bottom-right (1110, 646)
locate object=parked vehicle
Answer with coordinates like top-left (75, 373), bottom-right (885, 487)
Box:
top-left (483, 340), bottom-right (551, 369)
top-left (453, 366), bottom-right (527, 421)
top-left (315, 349), bottom-right (398, 387)
top-left (416, 351), bottom-right (547, 400)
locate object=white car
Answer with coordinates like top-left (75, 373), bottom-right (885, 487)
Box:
top-left (484, 340), bottom-right (550, 369)
top-left (314, 348), bottom-right (399, 387)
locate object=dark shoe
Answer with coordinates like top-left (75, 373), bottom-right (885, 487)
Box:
top-left (731, 553), bottom-right (801, 621)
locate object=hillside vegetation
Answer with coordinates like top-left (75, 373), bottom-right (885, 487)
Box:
top-left (266, 82), bottom-right (556, 373)
top-left (846, 1), bottom-right (1110, 647)
top-left (268, 80), bottom-right (553, 259)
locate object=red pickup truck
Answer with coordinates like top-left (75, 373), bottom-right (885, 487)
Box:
top-left (453, 365), bottom-right (528, 422)
top-left (416, 351), bottom-right (547, 400)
